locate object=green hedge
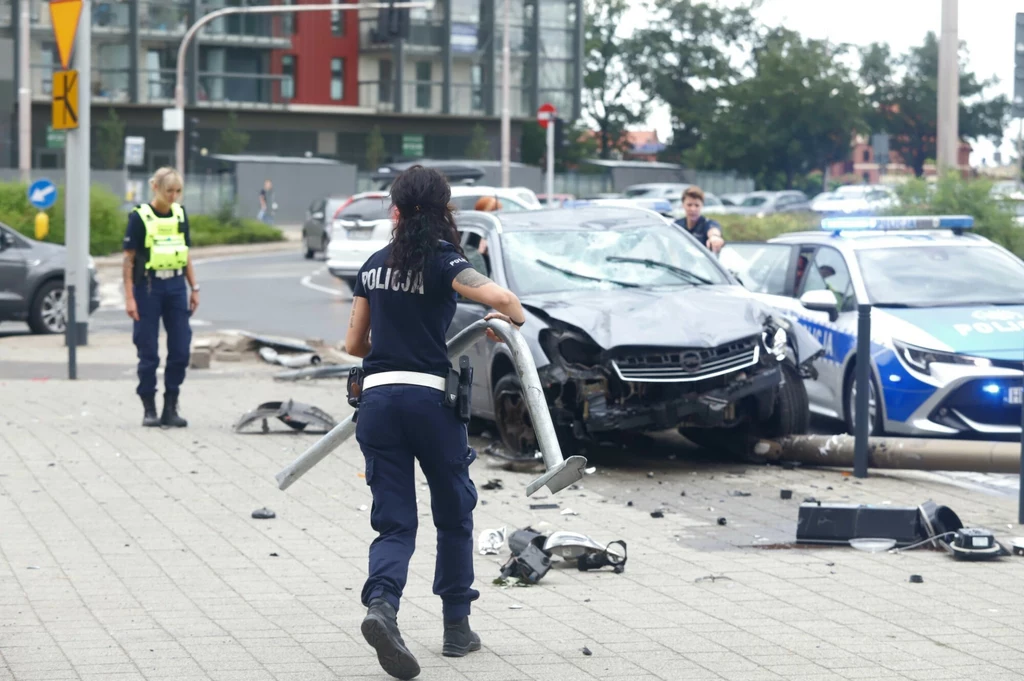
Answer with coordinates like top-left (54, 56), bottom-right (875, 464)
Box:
top-left (0, 182), bottom-right (284, 255)
top-left (714, 174), bottom-right (1023, 259)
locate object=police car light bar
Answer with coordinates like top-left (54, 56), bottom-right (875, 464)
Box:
top-left (820, 215), bottom-right (975, 232)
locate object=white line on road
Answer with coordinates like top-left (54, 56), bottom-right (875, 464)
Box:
top-left (300, 268), bottom-right (351, 299)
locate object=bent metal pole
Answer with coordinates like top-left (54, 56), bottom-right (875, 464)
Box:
top-left (754, 434), bottom-right (1020, 474)
top-left (275, 319), bottom-right (589, 496)
top-left (173, 1), bottom-right (435, 173)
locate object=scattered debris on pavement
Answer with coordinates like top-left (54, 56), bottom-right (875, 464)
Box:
top-left (494, 528), bottom-right (627, 585)
top-left (909, 574), bottom-right (923, 583)
top-left (560, 508), bottom-right (578, 516)
top-left (695, 574), bottom-right (731, 583)
top-left (274, 364), bottom-right (359, 381)
top-left (233, 399), bottom-right (337, 434)
top-left (251, 507), bottom-right (276, 519)
top-left (530, 503), bottom-right (559, 510)
top-left (729, 490), bottom-right (751, 497)
top-left (481, 479), bottom-right (503, 490)
top-left (650, 510), bottom-right (664, 518)
top-left (780, 489), bottom-right (793, 499)
top-left (582, 647), bottom-right (593, 656)
top-left (478, 527), bottom-right (506, 555)
top-left (258, 346), bottom-right (322, 368)
top-left (717, 517), bottom-right (727, 526)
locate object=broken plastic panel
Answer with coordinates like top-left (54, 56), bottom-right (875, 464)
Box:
top-left (275, 318), bottom-right (589, 495)
top-left (234, 399), bottom-right (337, 435)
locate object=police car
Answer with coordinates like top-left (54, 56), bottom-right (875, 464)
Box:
top-left (719, 215), bottom-right (1024, 437)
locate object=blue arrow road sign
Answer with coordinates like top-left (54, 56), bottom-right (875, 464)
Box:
top-left (28, 179), bottom-right (58, 210)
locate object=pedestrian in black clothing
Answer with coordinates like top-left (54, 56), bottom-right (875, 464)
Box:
top-left (673, 185), bottom-right (725, 253)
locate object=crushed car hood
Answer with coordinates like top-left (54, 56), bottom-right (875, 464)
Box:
top-left (522, 286), bottom-right (771, 349)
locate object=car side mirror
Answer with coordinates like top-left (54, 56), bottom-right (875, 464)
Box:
top-left (800, 289), bottom-right (839, 322)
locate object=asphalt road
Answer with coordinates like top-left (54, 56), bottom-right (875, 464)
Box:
top-left (79, 250), bottom-right (355, 344)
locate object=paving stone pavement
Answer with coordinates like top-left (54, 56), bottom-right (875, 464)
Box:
top-left (1, 370), bottom-right (1024, 681)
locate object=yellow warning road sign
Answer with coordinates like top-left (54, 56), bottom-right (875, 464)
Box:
top-left (49, 0), bottom-right (83, 71)
top-left (52, 70), bottom-right (79, 131)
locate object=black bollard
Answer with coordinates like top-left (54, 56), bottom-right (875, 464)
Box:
top-left (853, 304), bottom-right (871, 478)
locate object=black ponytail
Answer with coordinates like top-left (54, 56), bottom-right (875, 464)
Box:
top-left (388, 165), bottom-right (466, 275)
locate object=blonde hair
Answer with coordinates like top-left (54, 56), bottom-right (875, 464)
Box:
top-left (149, 167), bottom-right (183, 195)
top-left (474, 196), bottom-right (501, 211)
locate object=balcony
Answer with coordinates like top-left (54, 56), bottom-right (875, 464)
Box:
top-left (29, 65), bottom-right (130, 103)
top-left (196, 71), bottom-right (291, 109)
top-left (138, 68), bottom-right (177, 104)
top-left (358, 80), bottom-right (529, 117)
top-left (28, 0), bottom-right (129, 32)
top-left (199, 11), bottom-right (292, 48)
top-left (139, 1), bottom-right (190, 37)
top-left (359, 17), bottom-right (446, 52)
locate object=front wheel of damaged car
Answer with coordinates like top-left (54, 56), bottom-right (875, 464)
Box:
top-left (492, 373), bottom-right (573, 458)
top-left (760, 361), bottom-right (811, 438)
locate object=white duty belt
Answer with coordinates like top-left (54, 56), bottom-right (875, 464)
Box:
top-left (362, 370), bottom-right (446, 392)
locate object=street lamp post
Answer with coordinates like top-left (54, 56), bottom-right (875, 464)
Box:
top-left (500, 0), bottom-right (511, 188)
top-left (936, 0), bottom-right (960, 174)
top-left (173, 1), bottom-right (436, 174)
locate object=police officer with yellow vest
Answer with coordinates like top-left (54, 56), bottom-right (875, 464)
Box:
top-left (122, 167), bottom-right (199, 428)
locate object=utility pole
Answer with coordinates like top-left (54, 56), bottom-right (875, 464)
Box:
top-left (500, 0), bottom-right (511, 188)
top-left (66, 0), bottom-right (92, 347)
top-left (171, 1), bottom-right (433, 173)
top-left (18, 0), bottom-right (31, 184)
top-left (936, 0), bottom-right (959, 174)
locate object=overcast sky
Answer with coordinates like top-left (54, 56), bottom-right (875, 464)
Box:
top-left (621, 0), bottom-right (1022, 166)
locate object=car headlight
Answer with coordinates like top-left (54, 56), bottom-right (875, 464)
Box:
top-left (892, 339), bottom-right (992, 375)
top-left (761, 327), bottom-right (787, 361)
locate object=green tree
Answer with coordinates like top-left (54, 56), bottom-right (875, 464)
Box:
top-left (96, 107), bottom-right (125, 170)
top-left (634, 0), bottom-right (759, 161)
top-left (582, 0), bottom-right (650, 159)
top-left (366, 125), bottom-right (386, 170)
top-left (859, 33), bottom-right (1011, 176)
top-left (465, 124), bottom-right (491, 159)
top-left (520, 122), bottom-right (546, 166)
top-left (216, 111), bottom-right (250, 155)
top-left (690, 28), bottom-right (866, 189)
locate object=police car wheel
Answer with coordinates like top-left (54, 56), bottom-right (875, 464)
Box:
top-left (843, 366), bottom-right (882, 436)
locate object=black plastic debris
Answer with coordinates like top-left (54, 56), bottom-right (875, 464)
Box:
top-left (717, 517), bottom-right (727, 526)
top-left (530, 503), bottom-right (558, 510)
top-left (695, 574), bottom-right (731, 583)
top-left (578, 541), bottom-right (627, 574)
top-left (582, 647), bottom-right (593, 656)
top-left (650, 511), bottom-right (664, 519)
top-left (796, 501), bottom-right (926, 547)
top-left (269, 552), bottom-right (279, 557)
top-left (680, 491), bottom-right (686, 497)
top-left (729, 490), bottom-right (751, 497)
top-left (909, 574), bottom-right (923, 583)
top-left (252, 507), bottom-right (276, 520)
top-left (482, 479), bottom-right (503, 490)
top-left (627, 501), bottom-right (633, 507)
top-left (780, 490), bottom-right (793, 500)
top-left (499, 543), bottom-right (551, 585)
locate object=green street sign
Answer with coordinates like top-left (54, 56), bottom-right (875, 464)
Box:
top-left (46, 125), bottom-right (66, 149)
top-left (402, 134), bottom-right (424, 158)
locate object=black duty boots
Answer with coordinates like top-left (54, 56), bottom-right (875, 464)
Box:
top-left (141, 395), bottom-right (160, 428)
top-left (160, 392), bottom-right (188, 428)
top-left (442, 617), bottom-right (481, 658)
top-left (361, 599), bottom-right (420, 680)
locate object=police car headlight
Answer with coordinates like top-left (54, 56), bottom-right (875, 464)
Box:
top-left (762, 327), bottom-right (787, 361)
top-left (893, 340), bottom-right (992, 375)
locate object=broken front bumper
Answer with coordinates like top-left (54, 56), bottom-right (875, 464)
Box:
top-left (549, 365), bottom-right (782, 435)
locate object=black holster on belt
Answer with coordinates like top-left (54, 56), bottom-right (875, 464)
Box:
top-left (347, 367), bottom-right (365, 420)
top-left (443, 356), bottom-right (473, 423)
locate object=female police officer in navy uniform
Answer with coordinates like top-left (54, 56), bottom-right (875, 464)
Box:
top-left (122, 167), bottom-right (199, 428)
top-left (344, 165), bottom-right (526, 679)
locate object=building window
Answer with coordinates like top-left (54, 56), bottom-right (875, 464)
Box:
top-left (331, 58), bottom-right (345, 100)
top-left (281, 55), bottom-right (295, 100)
top-left (331, 0), bottom-right (344, 35)
top-left (282, 0), bottom-right (296, 34)
top-left (415, 61), bottom-right (432, 109)
top-left (862, 149), bottom-right (870, 162)
top-left (379, 59), bottom-right (393, 103)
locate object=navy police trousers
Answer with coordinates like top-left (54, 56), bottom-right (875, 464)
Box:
top-left (132, 275), bottom-right (192, 398)
top-left (355, 384), bottom-right (480, 622)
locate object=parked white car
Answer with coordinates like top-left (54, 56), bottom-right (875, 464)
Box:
top-left (325, 186), bottom-right (541, 291)
top-left (810, 185), bottom-right (898, 215)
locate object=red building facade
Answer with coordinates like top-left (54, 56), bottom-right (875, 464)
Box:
top-left (270, 0), bottom-right (361, 108)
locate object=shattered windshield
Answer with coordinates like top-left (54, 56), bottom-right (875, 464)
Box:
top-left (499, 223), bottom-right (730, 296)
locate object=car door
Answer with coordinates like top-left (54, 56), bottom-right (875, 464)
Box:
top-left (445, 224), bottom-right (496, 418)
top-left (0, 226), bottom-right (29, 318)
top-left (794, 244), bottom-right (858, 415)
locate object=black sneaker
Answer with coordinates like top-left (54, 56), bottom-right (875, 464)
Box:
top-left (442, 617), bottom-right (482, 658)
top-left (361, 599), bottom-right (420, 680)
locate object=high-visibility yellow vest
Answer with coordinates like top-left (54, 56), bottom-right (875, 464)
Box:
top-left (135, 203), bottom-right (189, 271)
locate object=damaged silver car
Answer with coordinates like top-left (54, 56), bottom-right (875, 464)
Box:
top-left (447, 205), bottom-right (824, 456)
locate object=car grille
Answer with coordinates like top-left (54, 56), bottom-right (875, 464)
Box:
top-left (611, 337), bottom-right (761, 383)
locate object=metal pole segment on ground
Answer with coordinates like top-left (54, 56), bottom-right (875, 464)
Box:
top-left (853, 304), bottom-right (871, 478)
top-left (275, 319), bottom-right (588, 496)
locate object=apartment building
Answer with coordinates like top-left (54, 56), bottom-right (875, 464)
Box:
top-left (0, 0), bottom-right (583, 172)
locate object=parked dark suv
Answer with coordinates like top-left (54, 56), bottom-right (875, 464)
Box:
top-left (0, 221), bottom-right (100, 334)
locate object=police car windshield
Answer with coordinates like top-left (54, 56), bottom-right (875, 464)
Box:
top-left (500, 223), bottom-right (729, 296)
top-left (856, 245), bottom-right (1024, 306)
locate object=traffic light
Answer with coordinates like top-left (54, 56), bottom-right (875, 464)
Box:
top-left (553, 117), bottom-right (570, 157)
top-left (379, 1), bottom-right (410, 41)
